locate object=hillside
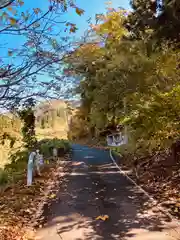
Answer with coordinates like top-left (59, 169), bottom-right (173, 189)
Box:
top-left (35, 99), bottom-right (68, 139)
top-left (36, 100), bottom-right (67, 126)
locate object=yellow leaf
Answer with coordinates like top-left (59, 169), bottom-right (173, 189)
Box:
top-left (49, 194), bottom-right (56, 199)
top-left (105, 1), bottom-right (112, 5)
top-left (75, 7), bottom-right (84, 16)
top-left (174, 207), bottom-right (179, 213)
top-left (96, 215), bottom-right (109, 221)
top-left (9, 18), bottom-right (17, 25)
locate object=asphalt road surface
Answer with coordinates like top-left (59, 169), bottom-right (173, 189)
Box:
top-left (36, 144), bottom-right (179, 240)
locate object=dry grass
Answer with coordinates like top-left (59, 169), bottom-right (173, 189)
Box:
top-left (0, 124), bottom-right (68, 169)
top-left (0, 132), bottom-right (22, 169)
top-left (0, 143), bottom-right (20, 169)
top-left (36, 122), bottom-right (68, 140)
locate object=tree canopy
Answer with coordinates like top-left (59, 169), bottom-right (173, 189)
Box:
top-left (64, 4), bottom-right (180, 155)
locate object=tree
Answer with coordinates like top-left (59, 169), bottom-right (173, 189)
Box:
top-left (155, 0), bottom-right (180, 42)
top-left (64, 8), bottom-right (180, 154)
top-left (17, 98), bottom-right (37, 150)
top-left (126, 0), bottom-right (180, 43)
top-left (0, 0), bottom-right (85, 109)
top-left (41, 118), bottom-right (45, 129)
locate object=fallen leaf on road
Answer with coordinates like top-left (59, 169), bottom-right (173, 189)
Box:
top-left (174, 208), bottom-right (178, 213)
top-left (96, 215), bottom-right (109, 221)
top-left (49, 194), bottom-right (56, 199)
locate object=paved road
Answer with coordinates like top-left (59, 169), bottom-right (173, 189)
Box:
top-left (71, 143), bottom-right (112, 165)
top-left (36, 144), bottom-right (179, 240)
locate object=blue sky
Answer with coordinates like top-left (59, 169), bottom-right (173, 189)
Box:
top-left (63, 0), bottom-right (131, 36)
top-left (27, 0), bottom-right (131, 32)
top-left (0, 0), bottom-right (131, 100)
top-left (2, 0), bottom-right (131, 49)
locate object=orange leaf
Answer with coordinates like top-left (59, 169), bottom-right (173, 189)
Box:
top-left (7, 7), bottom-right (13, 11)
top-left (33, 8), bottom-right (41, 14)
top-left (75, 7), bottom-right (84, 16)
top-left (70, 24), bottom-right (78, 33)
top-left (9, 17), bottom-right (17, 25)
top-left (8, 7), bottom-right (17, 15)
top-left (18, 0), bottom-right (24, 6)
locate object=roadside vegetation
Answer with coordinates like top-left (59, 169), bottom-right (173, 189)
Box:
top-left (0, 98), bottom-right (70, 239)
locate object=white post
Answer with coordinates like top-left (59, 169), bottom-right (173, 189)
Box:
top-left (53, 147), bottom-right (58, 160)
top-left (27, 151), bottom-right (36, 186)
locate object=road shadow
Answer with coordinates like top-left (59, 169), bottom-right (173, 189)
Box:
top-left (36, 151), bottom-right (177, 240)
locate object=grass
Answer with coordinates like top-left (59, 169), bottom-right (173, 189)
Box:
top-left (0, 168), bottom-right (9, 185)
top-left (0, 138), bottom-right (22, 169)
top-left (36, 126), bottom-right (68, 140)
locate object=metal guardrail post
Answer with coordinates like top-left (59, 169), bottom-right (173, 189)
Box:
top-left (27, 151), bottom-right (36, 186)
top-left (27, 150), bottom-right (44, 186)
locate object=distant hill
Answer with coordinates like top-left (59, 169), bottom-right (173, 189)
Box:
top-left (0, 98), bottom-right (80, 136)
top-left (35, 100), bottom-right (67, 129)
top-left (36, 99), bottom-right (66, 117)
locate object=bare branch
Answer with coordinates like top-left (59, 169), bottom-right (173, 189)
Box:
top-left (0, 0), bottom-right (15, 10)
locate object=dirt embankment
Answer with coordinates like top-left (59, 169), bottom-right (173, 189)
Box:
top-left (115, 150), bottom-right (180, 220)
top-left (0, 155), bottom-right (71, 240)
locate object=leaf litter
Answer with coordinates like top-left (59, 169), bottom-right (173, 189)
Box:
top-left (0, 156), bottom-right (71, 240)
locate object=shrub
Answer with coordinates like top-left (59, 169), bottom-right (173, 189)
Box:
top-left (39, 138), bottom-right (70, 157)
top-left (0, 168), bottom-right (9, 185)
top-left (5, 150), bottom-right (28, 173)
